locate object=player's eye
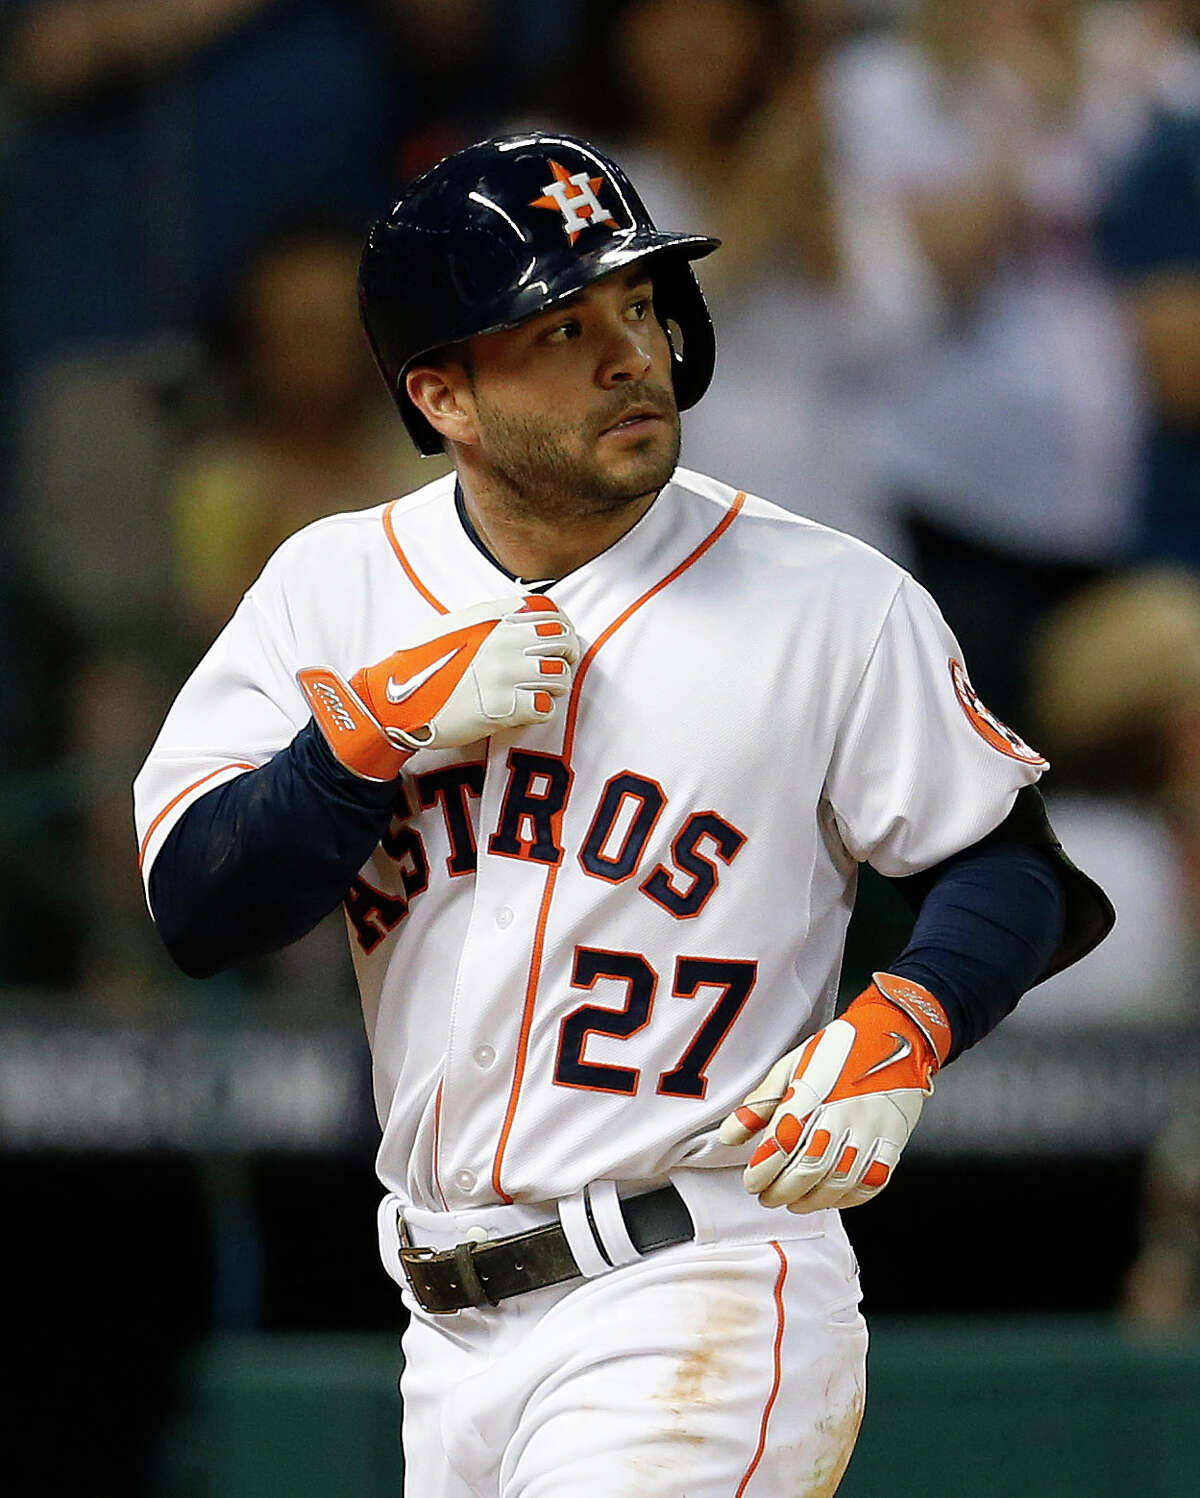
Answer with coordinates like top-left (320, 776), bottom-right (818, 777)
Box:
top-left (545, 317), bottom-right (582, 343)
top-left (628, 296), bottom-right (651, 320)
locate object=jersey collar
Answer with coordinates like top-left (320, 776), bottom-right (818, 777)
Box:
top-left (452, 477), bottom-right (674, 594)
top-left (453, 481), bottom-right (558, 593)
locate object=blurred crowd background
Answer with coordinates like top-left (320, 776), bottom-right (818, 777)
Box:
top-left (3, 1), bottom-right (1200, 1494)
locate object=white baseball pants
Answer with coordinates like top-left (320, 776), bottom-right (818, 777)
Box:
top-left (381, 1173), bottom-right (868, 1498)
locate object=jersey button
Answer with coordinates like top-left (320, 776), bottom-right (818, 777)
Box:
top-left (454, 1169), bottom-right (477, 1193)
top-left (495, 906), bottom-right (514, 929)
top-left (473, 1045), bottom-right (496, 1069)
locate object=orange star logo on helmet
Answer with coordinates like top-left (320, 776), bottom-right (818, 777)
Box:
top-left (530, 160), bottom-right (618, 245)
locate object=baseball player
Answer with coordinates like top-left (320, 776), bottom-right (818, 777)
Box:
top-left (134, 133), bottom-right (1113, 1497)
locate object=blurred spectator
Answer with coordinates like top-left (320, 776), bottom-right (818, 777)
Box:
top-left (18, 335), bottom-right (221, 644)
top-left (8, 0), bottom-right (274, 96)
top-left (1017, 567), bottom-right (1200, 1026)
top-left (1098, 6), bottom-right (1200, 573)
top-left (170, 219), bottom-right (445, 643)
top-left (531, 0), bottom-right (932, 559)
top-left (1018, 565), bottom-right (1200, 1335)
top-left (826, 0), bottom-right (1173, 725)
top-left (2, 0), bottom-right (408, 384)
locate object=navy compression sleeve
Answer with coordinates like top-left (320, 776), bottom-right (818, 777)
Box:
top-left (886, 842), bottom-right (1066, 1062)
top-left (148, 722), bottom-right (402, 978)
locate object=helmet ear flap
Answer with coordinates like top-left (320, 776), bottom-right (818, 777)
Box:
top-left (652, 262), bottom-right (716, 412)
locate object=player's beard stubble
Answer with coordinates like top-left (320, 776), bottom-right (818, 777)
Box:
top-left (469, 378), bottom-right (681, 523)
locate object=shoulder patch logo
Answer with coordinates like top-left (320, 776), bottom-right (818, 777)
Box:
top-left (949, 658), bottom-right (1048, 767)
top-left (530, 160), bottom-right (618, 245)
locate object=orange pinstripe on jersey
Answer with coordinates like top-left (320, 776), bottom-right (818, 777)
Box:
top-left (138, 763), bottom-right (258, 870)
top-left (490, 491), bottom-right (746, 1202)
top-left (383, 500), bottom-right (450, 615)
top-left (735, 1240), bottom-right (788, 1498)
top-left (432, 1078), bottom-right (450, 1210)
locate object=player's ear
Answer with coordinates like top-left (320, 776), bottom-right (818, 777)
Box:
top-left (406, 357), bottom-right (479, 447)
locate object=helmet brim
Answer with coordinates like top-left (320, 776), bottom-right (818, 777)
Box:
top-left (406, 230), bottom-right (719, 366)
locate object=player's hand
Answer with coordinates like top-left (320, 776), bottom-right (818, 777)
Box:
top-left (298, 595), bottom-right (580, 780)
top-left (719, 973), bottom-right (952, 1213)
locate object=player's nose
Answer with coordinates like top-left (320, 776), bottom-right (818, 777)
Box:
top-left (596, 320), bottom-right (653, 387)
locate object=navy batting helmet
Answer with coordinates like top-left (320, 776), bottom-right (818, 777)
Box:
top-left (358, 132), bottom-right (721, 455)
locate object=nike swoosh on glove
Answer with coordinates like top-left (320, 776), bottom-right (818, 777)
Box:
top-left (719, 973), bottom-right (952, 1212)
top-left (297, 595), bottom-right (580, 781)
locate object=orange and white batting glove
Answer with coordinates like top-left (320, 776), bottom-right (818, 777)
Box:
top-left (297, 595), bottom-right (580, 781)
top-left (719, 973), bottom-right (952, 1213)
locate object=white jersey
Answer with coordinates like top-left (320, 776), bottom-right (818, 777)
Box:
top-left (134, 467), bottom-right (1044, 1212)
